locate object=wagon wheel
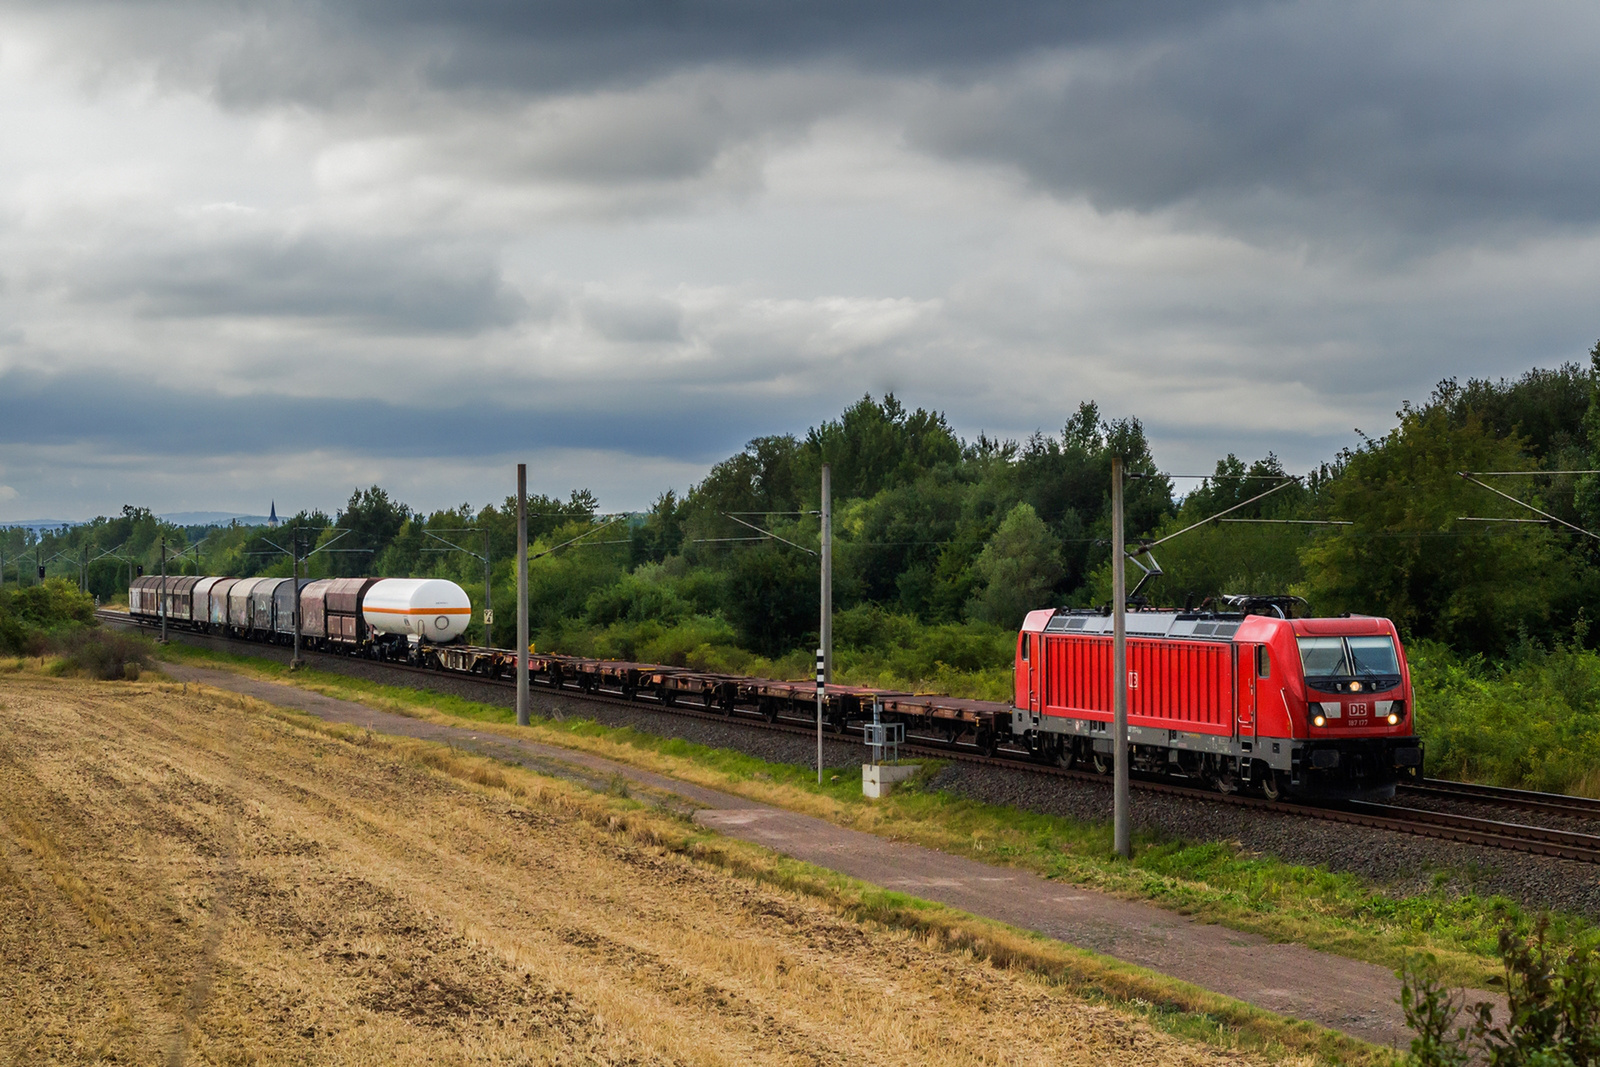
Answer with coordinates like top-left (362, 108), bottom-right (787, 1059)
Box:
top-left (701, 687), bottom-right (716, 709)
top-left (1055, 745), bottom-right (1076, 771)
top-left (1090, 749), bottom-right (1112, 775)
top-left (658, 687), bottom-right (676, 707)
top-left (944, 726), bottom-right (963, 749)
top-left (975, 729), bottom-right (999, 758)
top-left (1257, 764), bottom-right (1284, 802)
top-left (761, 698), bottom-right (779, 724)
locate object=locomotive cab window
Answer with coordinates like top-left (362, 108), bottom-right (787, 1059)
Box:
top-left (1019, 635), bottom-right (1030, 662)
top-left (1297, 635), bottom-right (1399, 678)
top-left (1256, 645), bottom-right (1271, 678)
top-left (1347, 636), bottom-right (1399, 676)
top-left (1298, 637), bottom-right (1348, 677)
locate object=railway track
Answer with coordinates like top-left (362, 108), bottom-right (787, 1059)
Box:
top-left (103, 610), bottom-right (1600, 865)
top-left (1400, 777), bottom-right (1600, 821)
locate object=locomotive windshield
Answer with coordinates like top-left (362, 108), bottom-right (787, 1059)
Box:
top-left (1297, 635), bottom-right (1400, 677)
top-left (1297, 637), bottom-right (1346, 677)
top-left (1347, 636), bottom-right (1400, 676)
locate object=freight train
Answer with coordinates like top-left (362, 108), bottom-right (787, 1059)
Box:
top-left (128, 574), bottom-right (470, 658)
top-left (128, 576), bottom-right (1421, 801)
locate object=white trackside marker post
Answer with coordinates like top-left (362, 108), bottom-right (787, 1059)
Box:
top-left (159, 536), bottom-right (168, 644)
top-left (816, 647), bottom-right (826, 784)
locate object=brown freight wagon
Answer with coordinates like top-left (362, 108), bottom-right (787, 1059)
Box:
top-left (301, 577), bottom-right (379, 648)
top-left (166, 575), bottom-right (202, 624)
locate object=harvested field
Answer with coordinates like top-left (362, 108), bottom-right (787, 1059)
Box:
top-left (0, 675), bottom-right (1301, 1066)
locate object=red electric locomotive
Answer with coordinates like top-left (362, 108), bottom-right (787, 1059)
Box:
top-left (1011, 597), bottom-right (1424, 800)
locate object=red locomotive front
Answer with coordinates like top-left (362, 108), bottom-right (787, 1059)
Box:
top-left (1012, 604), bottom-right (1423, 800)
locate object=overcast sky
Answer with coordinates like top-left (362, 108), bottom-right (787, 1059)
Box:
top-left (2, 1), bottom-right (1598, 521)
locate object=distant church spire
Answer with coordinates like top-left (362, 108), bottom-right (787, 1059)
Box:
top-left (268, 501), bottom-right (279, 528)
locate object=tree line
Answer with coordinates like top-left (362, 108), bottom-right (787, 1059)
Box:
top-left (8, 347), bottom-right (1600, 663)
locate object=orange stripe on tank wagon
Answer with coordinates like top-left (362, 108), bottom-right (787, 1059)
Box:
top-left (363, 606), bottom-right (472, 615)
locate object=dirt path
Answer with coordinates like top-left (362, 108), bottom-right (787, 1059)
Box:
top-left (0, 673), bottom-right (1288, 1066)
top-left (155, 661), bottom-right (1498, 1050)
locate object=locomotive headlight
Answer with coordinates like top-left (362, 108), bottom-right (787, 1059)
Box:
top-left (1313, 714), bottom-right (1326, 727)
top-left (1349, 681), bottom-right (1363, 693)
top-left (1387, 713), bottom-right (1399, 725)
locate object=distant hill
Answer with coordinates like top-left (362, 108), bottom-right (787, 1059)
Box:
top-left (0, 519), bottom-right (74, 533)
top-left (1, 512), bottom-right (271, 532)
top-left (159, 511), bottom-right (271, 527)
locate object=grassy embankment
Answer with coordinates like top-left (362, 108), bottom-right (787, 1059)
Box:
top-left (151, 641), bottom-right (1598, 995)
top-left (0, 669), bottom-right (1378, 1066)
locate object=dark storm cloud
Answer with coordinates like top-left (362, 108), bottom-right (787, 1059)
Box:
top-left (909, 4), bottom-right (1600, 235)
top-left (31, 0), bottom-right (1593, 239)
top-left (70, 232), bottom-right (530, 334)
top-left (35, 0), bottom-right (1250, 103)
top-left (0, 370), bottom-right (771, 462)
top-left (344, 0), bottom-right (1252, 94)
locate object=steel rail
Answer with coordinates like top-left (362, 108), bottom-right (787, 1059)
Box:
top-left (102, 610), bottom-right (1600, 864)
top-left (1402, 778), bottom-right (1600, 821)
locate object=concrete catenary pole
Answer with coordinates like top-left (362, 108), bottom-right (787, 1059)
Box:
top-left (516, 463), bottom-right (529, 727)
top-left (291, 530), bottom-right (303, 670)
top-left (1111, 456), bottom-right (1131, 859)
top-left (821, 463), bottom-right (832, 681)
top-left (819, 463), bottom-right (832, 784)
top-left (159, 536), bottom-right (168, 644)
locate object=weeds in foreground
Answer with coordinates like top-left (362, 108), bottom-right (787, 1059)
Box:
top-left (1401, 918), bottom-right (1600, 1066)
top-left (46, 627), bottom-right (153, 680)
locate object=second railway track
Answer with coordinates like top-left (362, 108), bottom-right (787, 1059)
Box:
top-left (103, 610), bottom-right (1600, 865)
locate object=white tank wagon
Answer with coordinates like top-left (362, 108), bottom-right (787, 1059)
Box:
top-left (361, 578), bottom-right (472, 644)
